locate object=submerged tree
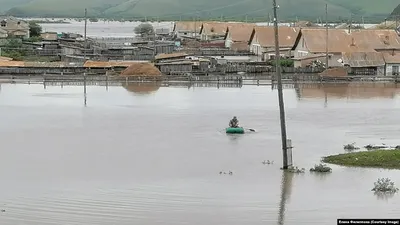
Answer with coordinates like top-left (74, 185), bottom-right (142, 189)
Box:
top-left (134, 23), bottom-right (154, 36)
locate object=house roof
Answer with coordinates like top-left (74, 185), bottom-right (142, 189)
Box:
top-left (350, 29), bottom-right (400, 50)
top-left (224, 23), bottom-right (257, 42)
top-left (294, 28), bottom-right (374, 53)
top-left (230, 42), bottom-right (250, 51)
top-left (0, 61), bottom-right (24, 67)
top-left (155, 52), bottom-right (188, 60)
top-left (173, 21), bottom-right (205, 33)
top-left (249, 26), bottom-right (300, 48)
top-left (342, 52), bottom-right (385, 67)
top-left (200, 22), bottom-right (244, 36)
top-left (84, 61), bottom-right (138, 68)
top-left (382, 52), bottom-right (400, 64)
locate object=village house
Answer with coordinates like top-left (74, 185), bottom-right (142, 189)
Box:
top-left (173, 21), bottom-right (204, 39)
top-left (383, 52), bottom-right (400, 76)
top-left (154, 52), bottom-right (189, 63)
top-left (341, 52), bottom-right (386, 76)
top-left (224, 23), bottom-right (257, 52)
top-left (41, 32), bottom-right (58, 41)
top-left (292, 28), bottom-right (374, 68)
top-left (350, 29), bottom-right (400, 54)
top-left (0, 17), bottom-right (30, 38)
top-left (248, 26), bottom-right (300, 60)
top-left (199, 22), bottom-right (244, 41)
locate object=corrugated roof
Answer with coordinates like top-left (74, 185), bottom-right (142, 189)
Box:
top-left (84, 61), bottom-right (138, 68)
top-left (342, 52), bottom-right (385, 67)
top-left (0, 61), bottom-right (24, 67)
top-left (231, 42), bottom-right (250, 51)
top-left (383, 52), bottom-right (400, 64)
top-left (225, 23), bottom-right (257, 42)
top-left (0, 56), bottom-right (13, 61)
top-left (200, 22), bottom-right (244, 36)
top-left (350, 29), bottom-right (400, 50)
top-left (299, 28), bottom-right (374, 53)
top-left (174, 21), bottom-right (205, 33)
top-left (155, 52), bottom-right (188, 60)
top-left (250, 26), bottom-right (300, 48)
top-left (156, 60), bottom-right (193, 65)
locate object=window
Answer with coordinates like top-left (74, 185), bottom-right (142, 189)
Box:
top-left (393, 65), bottom-right (399, 75)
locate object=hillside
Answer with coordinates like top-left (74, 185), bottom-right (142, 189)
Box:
top-left (390, 4), bottom-right (400, 17)
top-left (3, 0), bottom-right (399, 22)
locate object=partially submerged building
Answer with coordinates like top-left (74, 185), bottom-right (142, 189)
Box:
top-left (249, 26), bottom-right (300, 60)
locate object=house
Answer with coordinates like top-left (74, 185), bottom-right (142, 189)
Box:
top-left (199, 22), bottom-right (243, 41)
top-left (224, 23), bottom-right (256, 51)
top-left (0, 17), bottom-right (30, 38)
top-left (155, 60), bottom-right (193, 75)
top-left (173, 21), bottom-right (204, 39)
top-left (0, 28), bottom-right (7, 38)
top-left (41, 32), bottom-right (58, 41)
top-left (292, 28), bottom-right (373, 67)
top-left (249, 26), bottom-right (300, 60)
top-left (341, 52), bottom-right (386, 76)
top-left (350, 29), bottom-right (400, 53)
top-left (154, 52), bottom-right (188, 63)
top-left (383, 52), bottom-right (400, 76)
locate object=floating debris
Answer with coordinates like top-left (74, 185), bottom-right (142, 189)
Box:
top-left (262, 160), bottom-right (274, 165)
top-left (285, 166), bottom-right (305, 173)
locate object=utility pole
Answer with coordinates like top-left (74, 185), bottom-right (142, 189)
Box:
top-left (84, 8), bottom-right (87, 62)
top-left (348, 13), bottom-right (352, 33)
top-left (272, 0), bottom-right (288, 169)
top-left (325, 4), bottom-right (329, 69)
top-left (83, 8), bottom-right (87, 107)
top-left (362, 16), bottom-right (365, 29)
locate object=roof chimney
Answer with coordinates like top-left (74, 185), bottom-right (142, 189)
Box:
top-left (350, 37), bottom-right (355, 46)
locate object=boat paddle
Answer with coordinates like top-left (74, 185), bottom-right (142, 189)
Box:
top-left (246, 128), bottom-right (256, 132)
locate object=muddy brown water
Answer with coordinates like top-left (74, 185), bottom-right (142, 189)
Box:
top-left (0, 82), bottom-right (400, 225)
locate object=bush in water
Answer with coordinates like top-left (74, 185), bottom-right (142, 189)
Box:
top-left (310, 164), bottom-right (332, 173)
top-left (372, 178), bottom-right (399, 194)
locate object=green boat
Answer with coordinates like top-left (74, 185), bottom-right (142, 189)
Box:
top-left (226, 127), bottom-right (245, 134)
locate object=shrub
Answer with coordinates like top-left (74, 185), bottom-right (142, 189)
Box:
top-left (310, 164), bottom-right (332, 173)
top-left (372, 178), bottom-right (399, 193)
top-left (344, 143), bottom-right (360, 151)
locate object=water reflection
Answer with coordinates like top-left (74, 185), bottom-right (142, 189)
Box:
top-left (278, 171), bottom-right (294, 225)
top-left (374, 192), bottom-right (397, 201)
top-left (298, 83), bottom-right (400, 99)
top-left (121, 82), bottom-right (162, 95)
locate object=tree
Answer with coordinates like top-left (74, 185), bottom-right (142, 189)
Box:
top-left (89, 17), bottom-right (99, 22)
top-left (29, 21), bottom-right (42, 37)
top-left (134, 23), bottom-right (154, 36)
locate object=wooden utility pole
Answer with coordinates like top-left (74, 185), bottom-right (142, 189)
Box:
top-left (325, 4), bottom-right (329, 69)
top-left (83, 8), bottom-right (88, 107)
top-left (348, 13), bottom-right (352, 33)
top-left (272, 0), bottom-right (288, 169)
top-left (362, 16), bottom-right (365, 28)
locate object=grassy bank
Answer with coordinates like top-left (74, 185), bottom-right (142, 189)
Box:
top-left (323, 150), bottom-right (400, 169)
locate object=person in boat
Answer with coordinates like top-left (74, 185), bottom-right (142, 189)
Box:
top-left (229, 116), bottom-right (239, 128)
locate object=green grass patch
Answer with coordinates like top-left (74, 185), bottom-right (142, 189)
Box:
top-left (323, 150), bottom-right (400, 169)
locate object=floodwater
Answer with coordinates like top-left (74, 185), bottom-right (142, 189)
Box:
top-left (33, 18), bottom-right (379, 38)
top-left (0, 82), bottom-right (400, 225)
